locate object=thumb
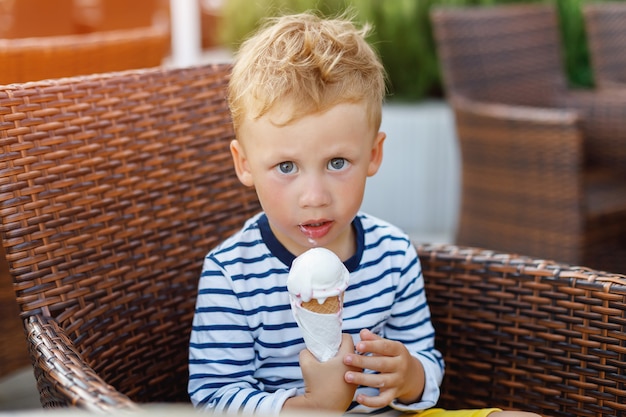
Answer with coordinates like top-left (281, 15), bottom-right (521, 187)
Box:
top-left (299, 347), bottom-right (317, 366)
top-left (338, 333), bottom-right (355, 354)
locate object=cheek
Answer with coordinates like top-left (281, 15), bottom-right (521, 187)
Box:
top-left (254, 179), bottom-right (291, 216)
top-left (335, 176), bottom-right (366, 211)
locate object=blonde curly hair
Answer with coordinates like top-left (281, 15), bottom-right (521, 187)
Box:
top-left (228, 11), bottom-right (386, 135)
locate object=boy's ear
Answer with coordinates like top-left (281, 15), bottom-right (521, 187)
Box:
top-left (367, 131), bottom-right (386, 177)
top-left (230, 140), bottom-right (255, 187)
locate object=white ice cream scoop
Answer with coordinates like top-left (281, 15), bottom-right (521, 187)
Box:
top-left (287, 247), bottom-right (350, 361)
top-left (287, 247), bottom-right (350, 304)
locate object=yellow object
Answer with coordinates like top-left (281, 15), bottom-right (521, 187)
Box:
top-left (413, 408), bottom-right (502, 417)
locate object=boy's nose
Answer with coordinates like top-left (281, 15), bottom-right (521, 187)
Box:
top-left (298, 175), bottom-right (331, 208)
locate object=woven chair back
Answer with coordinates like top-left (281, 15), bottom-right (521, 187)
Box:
top-left (431, 4), bottom-right (568, 107)
top-left (583, 2), bottom-right (626, 88)
top-left (0, 63), bottom-right (261, 403)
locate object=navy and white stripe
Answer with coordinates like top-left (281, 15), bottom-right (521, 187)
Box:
top-left (189, 212), bottom-right (444, 415)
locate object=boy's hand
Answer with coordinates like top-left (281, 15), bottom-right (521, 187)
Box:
top-left (296, 333), bottom-right (361, 412)
top-left (343, 329), bottom-right (426, 408)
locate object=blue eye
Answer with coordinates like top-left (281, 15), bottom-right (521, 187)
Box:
top-left (328, 158), bottom-right (347, 171)
top-left (278, 161), bottom-right (296, 174)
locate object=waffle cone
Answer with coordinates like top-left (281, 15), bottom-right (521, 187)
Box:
top-left (301, 294), bottom-right (342, 315)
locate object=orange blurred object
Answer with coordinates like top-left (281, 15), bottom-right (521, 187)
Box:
top-left (0, 0), bottom-right (171, 85)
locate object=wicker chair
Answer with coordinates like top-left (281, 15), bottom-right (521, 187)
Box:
top-left (0, 0), bottom-right (173, 382)
top-left (0, 63), bottom-right (261, 409)
top-left (419, 244), bottom-right (626, 417)
top-left (431, 4), bottom-right (626, 273)
top-left (0, 0), bottom-right (76, 379)
top-left (583, 2), bottom-right (626, 89)
top-left (2, 63), bottom-right (626, 416)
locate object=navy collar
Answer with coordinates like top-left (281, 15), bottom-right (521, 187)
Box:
top-left (258, 213), bottom-right (363, 272)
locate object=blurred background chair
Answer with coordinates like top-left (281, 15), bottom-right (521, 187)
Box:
top-left (0, 27), bottom-right (170, 85)
top-left (0, 0), bottom-right (170, 85)
top-left (0, 0), bottom-right (77, 38)
top-left (199, 0), bottom-right (222, 49)
top-left (0, 63), bottom-right (261, 408)
top-left (583, 1), bottom-right (626, 89)
top-left (431, 3), bottom-right (626, 273)
top-left (72, 0), bottom-right (169, 33)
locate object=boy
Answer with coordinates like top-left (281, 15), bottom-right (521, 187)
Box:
top-left (188, 12), bottom-right (541, 417)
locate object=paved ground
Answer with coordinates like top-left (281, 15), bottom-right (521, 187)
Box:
top-left (0, 367), bottom-right (39, 410)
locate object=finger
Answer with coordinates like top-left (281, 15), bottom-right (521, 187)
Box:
top-left (345, 351), bottom-right (392, 373)
top-left (357, 329), bottom-right (389, 356)
top-left (359, 328), bottom-right (381, 341)
top-left (355, 390), bottom-right (396, 409)
top-left (345, 368), bottom-right (388, 389)
top-left (340, 343), bottom-right (362, 374)
top-left (357, 337), bottom-right (402, 357)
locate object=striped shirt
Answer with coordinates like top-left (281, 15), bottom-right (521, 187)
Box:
top-left (188, 212), bottom-right (444, 415)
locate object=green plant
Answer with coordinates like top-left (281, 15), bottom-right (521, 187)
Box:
top-left (219, 0), bottom-right (601, 101)
top-left (350, 0), bottom-right (443, 99)
top-left (219, 0), bottom-right (349, 49)
top-left (555, 0), bottom-right (593, 87)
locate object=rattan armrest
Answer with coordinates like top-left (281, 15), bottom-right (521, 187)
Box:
top-left (25, 315), bottom-right (139, 411)
top-left (417, 243), bottom-right (626, 416)
top-left (451, 94), bottom-right (580, 126)
top-left (450, 94), bottom-right (583, 166)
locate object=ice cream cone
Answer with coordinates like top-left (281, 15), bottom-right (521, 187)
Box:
top-left (287, 248), bottom-right (350, 362)
top-left (301, 295), bottom-right (342, 315)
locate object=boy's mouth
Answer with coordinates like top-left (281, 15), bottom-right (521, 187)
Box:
top-left (299, 220), bottom-right (333, 240)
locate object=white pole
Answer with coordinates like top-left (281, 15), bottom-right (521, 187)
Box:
top-left (169, 0), bottom-right (202, 67)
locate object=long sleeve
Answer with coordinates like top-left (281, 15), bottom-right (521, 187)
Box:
top-left (188, 253), bottom-right (297, 415)
top-left (385, 242), bottom-right (444, 411)
top-left (344, 228), bottom-right (444, 413)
